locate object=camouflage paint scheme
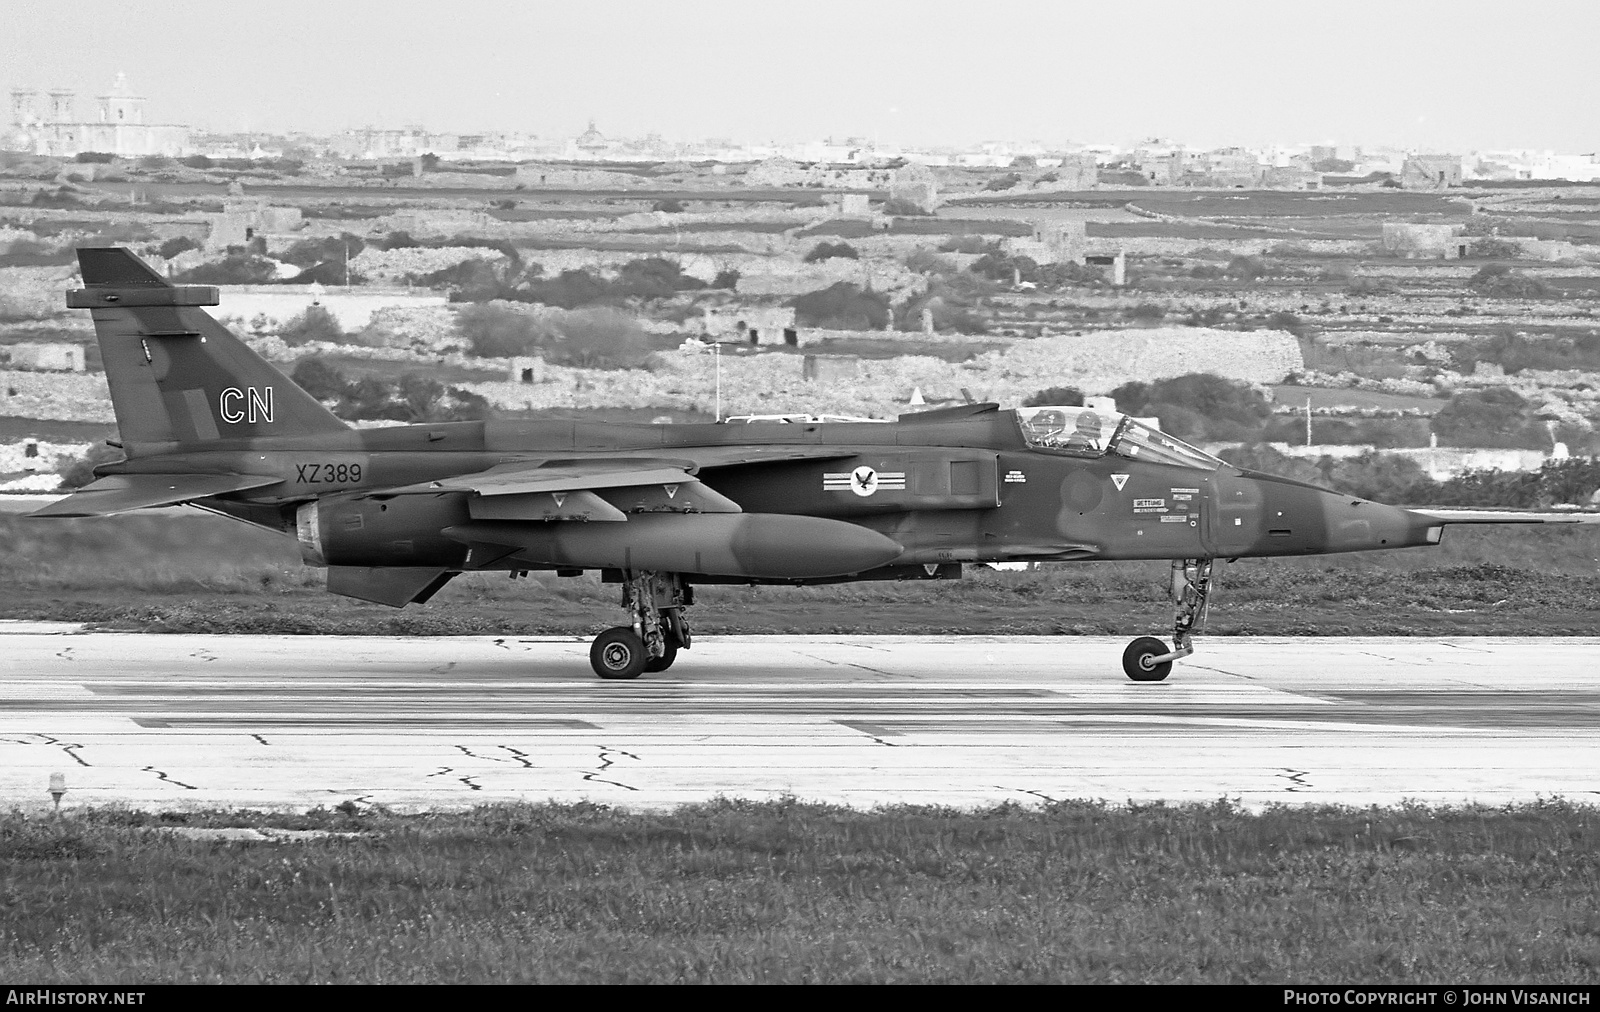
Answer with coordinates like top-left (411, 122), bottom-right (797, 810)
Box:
top-left (31, 248), bottom-right (1563, 680)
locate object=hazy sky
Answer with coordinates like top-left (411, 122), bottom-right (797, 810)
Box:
top-left (3, 0), bottom-right (1595, 151)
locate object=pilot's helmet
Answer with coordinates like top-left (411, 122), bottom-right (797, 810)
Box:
top-left (1035, 409), bottom-right (1067, 431)
top-left (1074, 410), bottom-right (1102, 436)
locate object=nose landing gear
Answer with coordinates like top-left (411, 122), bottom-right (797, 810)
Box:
top-left (589, 571), bottom-right (693, 680)
top-left (1122, 558), bottom-right (1216, 682)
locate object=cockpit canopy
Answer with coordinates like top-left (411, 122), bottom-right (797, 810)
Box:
top-left (1015, 405), bottom-right (1223, 471)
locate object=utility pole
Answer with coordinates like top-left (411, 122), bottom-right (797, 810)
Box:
top-left (1305, 397), bottom-right (1312, 446)
top-left (714, 342), bottom-right (722, 422)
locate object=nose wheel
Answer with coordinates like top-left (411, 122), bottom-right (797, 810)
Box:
top-left (1122, 558), bottom-right (1216, 682)
top-left (1122, 636), bottom-right (1173, 681)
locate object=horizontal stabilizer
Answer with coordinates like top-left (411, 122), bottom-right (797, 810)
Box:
top-left (27, 472), bottom-right (283, 517)
top-left (1409, 508), bottom-right (1600, 525)
top-left (326, 567), bottom-right (456, 607)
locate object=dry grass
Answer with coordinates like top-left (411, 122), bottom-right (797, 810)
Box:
top-left (4, 800), bottom-right (1600, 983)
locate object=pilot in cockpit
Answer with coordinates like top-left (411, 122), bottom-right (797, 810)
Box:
top-left (1063, 410), bottom-right (1103, 453)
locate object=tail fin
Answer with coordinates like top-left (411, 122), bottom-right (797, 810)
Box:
top-left (71, 247), bottom-right (348, 452)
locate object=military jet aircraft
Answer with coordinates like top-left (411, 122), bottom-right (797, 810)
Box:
top-left (31, 248), bottom-right (1592, 681)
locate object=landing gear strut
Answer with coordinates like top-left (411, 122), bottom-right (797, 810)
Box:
top-left (589, 571), bottom-right (692, 680)
top-left (1122, 558), bottom-right (1216, 682)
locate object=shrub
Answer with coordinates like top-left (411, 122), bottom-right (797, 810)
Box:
top-left (74, 151), bottom-right (116, 164)
top-left (1469, 264), bottom-right (1554, 299)
top-left (1128, 303), bottom-right (1166, 323)
top-left (381, 230), bottom-right (423, 250)
top-left (156, 236), bottom-right (200, 260)
top-left (711, 269), bottom-right (741, 289)
top-left (1471, 237), bottom-right (1522, 259)
top-left (178, 154), bottom-right (212, 170)
top-left (904, 248), bottom-right (953, 275)
top-left (1023, 386), bottom-right (1085, 407)
top-left (1265, 310), bottom-right (1304, 336)
top-left (458, 303), bottom-right (541, 358)
top-left (289, 357), bottom-right (348, 401)
top-left (803, 241), bottom-right (859, 263)
top-left (983, 172), bottom-right (1022, 192)
top-left (1452, 331), bottom-right (1600, 374)
top-left (57, 442), bottom-right (123, 490)
top-left (881, 198), bottom-right (931, 216)
top-left (652, 199), bottom-right (685, 213)
top-left (790, 282), bottom-right (890, 330)
top-left (939, 236), bottom-right (1000, 255)
top-left (1225, 255), bottom-right (1266, 281)
top-left (173, 255), bottom-right (278, 285)
top-left (1432, 387), bottom-right (1551, 449)
top-left (1347, 276), bottom-right (1399, 295)
top-left (544, 307), bottom-right (653, 369)
top-left (421, 259), bottom-right (505, 302)
top-left (279, 304), bottom-right (345, 346)
top-left (280, 233), bottom-right (366, 269)
top-left (1112, 374), bottom-right (1271, 442)
top-left (456, 303), bottom-right (652, 369)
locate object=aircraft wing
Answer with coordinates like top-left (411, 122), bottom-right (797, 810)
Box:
top-left (380, 458), bottom-right (744, 520)
top-left (27, 473), bottom-right (283, 518)
top-left (1410, 508), bottom-right (1600, 525)
top-left (391, 460), bottom-right (702, 496)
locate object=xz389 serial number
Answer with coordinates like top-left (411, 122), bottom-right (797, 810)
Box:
top-left (295, 463), bottom-right (362, 484)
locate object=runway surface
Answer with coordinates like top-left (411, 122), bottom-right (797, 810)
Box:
top-left (3, 626), bottom-right (1597, 812)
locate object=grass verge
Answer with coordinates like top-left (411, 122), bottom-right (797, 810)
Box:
top-left (3, 515), bottom-right (1600, 636)
top-left (4, 800), bottom-right (1599, 983)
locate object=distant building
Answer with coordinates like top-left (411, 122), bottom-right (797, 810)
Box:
top-left (1402, 154), bottom-right (1463, 189)
top-left (0, 343), bottom-right (86, 372)
top-left (5, 73), bottom-right (189, 157)
top-left (1381, 222), bottom-right (1471, 259)
top-left (207, 198), bottom-right (305, 251)
top-left (1261, 165), bottom-right (1323, 190)
top-left (887, 163), bottom-right (940, 212)
top-left (701, 303), bottom-right (797, 345)
top-left (745, 156), bottom-right (893, 189)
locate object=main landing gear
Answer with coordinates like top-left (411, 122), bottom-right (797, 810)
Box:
top-left (589, 571), bottom-right (693, 680)
top-left (1122, 558), bottom-right (1216, 682)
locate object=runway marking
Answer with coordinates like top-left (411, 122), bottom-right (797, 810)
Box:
top-left (1009, 787), bottom-right (1059, 804)
top-left (581, 746), bottom-right (640, 792)
top-left (835, 721), bottom-right (903, 745)
top-left (1278, 769), bottom-right (1313, 792)
top-left (36, 734), bottom-right (90, 767)
top-left (142, 765), bottom-right (196, 790)
top-left (10, 634), bottom-right (1600, 810)
top-left (455, 745), bottom-right (515, 764)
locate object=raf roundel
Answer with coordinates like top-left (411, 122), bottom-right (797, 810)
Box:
top-left (850, 465), bottom-right (879, 497)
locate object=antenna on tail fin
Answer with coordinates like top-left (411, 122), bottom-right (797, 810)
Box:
top-left (69, 247), bottom-right (349, 453)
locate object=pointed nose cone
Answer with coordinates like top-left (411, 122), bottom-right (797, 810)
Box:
top-left (1320, 492), bottom-right (1440, 553)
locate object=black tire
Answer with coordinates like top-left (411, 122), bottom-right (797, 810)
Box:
top-left (1122, 636), bottom-right (1173, 682)
top-left (644, 640), bottom-right (678, 673)
top-left (591, 627), bottom-right (647, 680)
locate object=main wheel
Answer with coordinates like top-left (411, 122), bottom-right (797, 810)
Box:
top-left (1122, 637), bottom-right (1173, 682)
top-left (644, 639), bottom-right (679, 673)
top-left (591, 627), bottom-right (647, 680)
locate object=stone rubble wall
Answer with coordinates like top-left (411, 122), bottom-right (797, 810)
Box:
top-left (349, 245), bottom-right (508, 281)
top-left (460, 327), bottom-right (1305, 419)
top-left (0, 266), bottom-right (78, 320)
top-left (0, 369), bottom-right (113, 422)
